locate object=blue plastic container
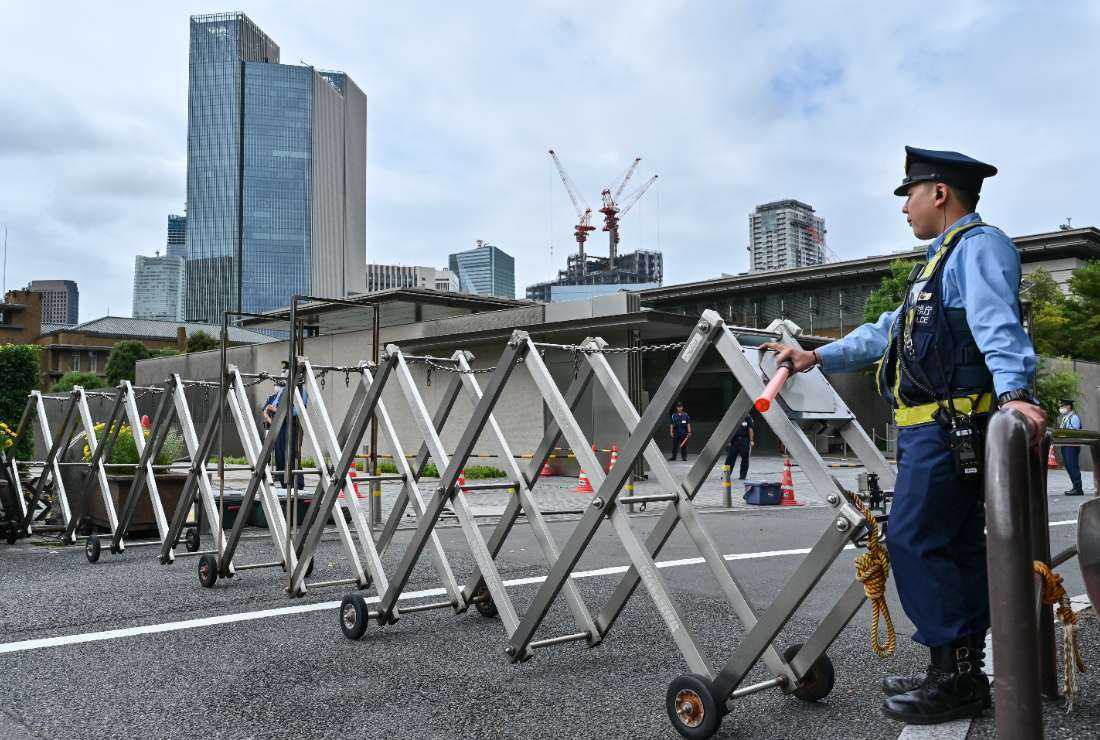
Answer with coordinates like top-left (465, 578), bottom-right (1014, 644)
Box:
top-left (743, 480), bottom-right (782, 506)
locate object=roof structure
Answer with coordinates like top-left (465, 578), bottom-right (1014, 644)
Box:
top-left (38, 316), bottom-right (275, 344)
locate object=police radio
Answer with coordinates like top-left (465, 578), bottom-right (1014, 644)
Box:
top-left (935, 407), bottom-right (982, 481)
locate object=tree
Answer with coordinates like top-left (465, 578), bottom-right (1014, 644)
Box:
top-left (185, 331), bottom-right (219, 354)
top-left (49, 371), bottom-right (107, 393)
top-left (1061, 260), bottom-right (1100, 362)
top-left (0, 344), bottom-right (41, 459)
top-left (863, 259), bottom-right (918, 324)
top-left (1035, 361), bottom-right (1078, 420)
top-left (1022, 268), bottom-right (1073, 357)
top-left (105, 340), bottom-right (151, 385)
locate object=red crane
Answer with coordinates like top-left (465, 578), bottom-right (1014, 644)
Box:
top-left (548, 149), bottom-right (596, 277)
top-left (601, 158), bottom-right (657, 265)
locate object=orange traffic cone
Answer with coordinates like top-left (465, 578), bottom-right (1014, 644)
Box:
top-left (541, 455), bottom-right (554, 477)
top-left (780, 457), bottom-right (801, 506)
top-left (1048, 445), bottom-right (1058, 469)
top-left (609, 444), bottom-right (619, 472)
top-left (458, 468), bottom-right (467, 491)
top-left (575, 467), bottom-right (594, 493)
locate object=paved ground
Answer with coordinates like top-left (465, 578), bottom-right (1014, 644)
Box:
top-left (1, 457), bottom-right (1096, 738)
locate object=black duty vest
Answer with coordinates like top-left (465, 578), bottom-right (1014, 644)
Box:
top-left (876, 222), bottom-right (995, 416)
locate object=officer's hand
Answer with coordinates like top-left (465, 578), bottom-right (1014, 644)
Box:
top-left (1003, 400), bottom-right (1047, 445)
top-left (760, 342), bottom-right (818, 373)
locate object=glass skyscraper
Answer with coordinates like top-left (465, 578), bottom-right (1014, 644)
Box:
top-left (448, 242), bottom-right (515, 299)
top-left (184, 12), bottom-right (366, 322)
top-left (166, 214), bottom-right (187, 259)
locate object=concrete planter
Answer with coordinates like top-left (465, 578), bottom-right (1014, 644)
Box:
top-left (86, 473), bottom-right (189, 534)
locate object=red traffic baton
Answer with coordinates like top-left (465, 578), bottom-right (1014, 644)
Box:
top-left (755, 362), bottom-right (793, 413)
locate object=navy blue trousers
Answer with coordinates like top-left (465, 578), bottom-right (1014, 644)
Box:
top-left (725, 439), bottom-right (751, 479)
top-left (671, 433), bottom-right (688, 460)
top-left (1063, 446), bottom-right (1083, 489)
top-left (888, 423), bottom-right (989, 647)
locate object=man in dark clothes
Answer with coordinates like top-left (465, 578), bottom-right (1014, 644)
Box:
top-left (669, 401), bottom-right (692, 461)
top-left (725, 412), bottom-right (755, 480)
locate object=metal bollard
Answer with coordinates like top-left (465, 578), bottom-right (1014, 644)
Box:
top-left (984, 410), bottom-right (1043, 740)
top-left (722, 464), bottom-right (732, 509)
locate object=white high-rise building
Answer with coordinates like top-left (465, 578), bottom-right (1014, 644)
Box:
top-left (748, 200), bottom-right (826, 272)
top-left (365, 264), bottom-right (457, 293)
top-left (133, 252), bottom-right (185, 321)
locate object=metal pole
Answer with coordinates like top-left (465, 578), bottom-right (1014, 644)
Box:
top-left (722, 463), bottom-right (732, 508)
top-left (1032, 434), bottom-right (1059, 699)
top-left (286, 296), bottom-right (298, 589)
top-left (370, 305), bottom-right (381, 528)
top-left (984, 409), bottom-right (1042, 740)
top-left (218, 312), bottom-right (228, 566)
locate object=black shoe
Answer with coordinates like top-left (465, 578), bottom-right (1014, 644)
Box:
top-left (882, 637), bottom-right (990, 724)
top-left (1065, 487), bottom-right (1085, 496)
top-left (881, 671), bottom-right (927, 696)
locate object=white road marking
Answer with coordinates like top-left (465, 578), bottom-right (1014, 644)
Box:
top-left (0, 519), bottom-right (1086, 658)
top-left (0, 544), bottom-right (837, 654)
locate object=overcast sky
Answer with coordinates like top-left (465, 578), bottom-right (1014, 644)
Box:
top-left (2, 1), bottom-right (1099, 321)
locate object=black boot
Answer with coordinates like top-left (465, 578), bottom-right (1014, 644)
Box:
top-left (881, 667), bottom-right (927, 697)
top-left (1065, 486), bottom-right (1084, 496)
top-left (882, 636), bottom-right (990, 724)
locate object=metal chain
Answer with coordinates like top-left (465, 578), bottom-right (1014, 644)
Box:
top-left (534, 341), bottom-right (686, 355)
top-left (408, 354), bottom-right (536, 377)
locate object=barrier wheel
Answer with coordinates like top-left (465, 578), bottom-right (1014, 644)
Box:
top-left (474, 590), bottom-right (498, 618)
top-left (340, 593), bottom-right (369, 640)
top-left (198, 554), bottom-right (219, 588)
top-left (6, 524), bottom-right (17, 545)
top-left (185, 527), bottom-right (201, 552)
top-left (666, 673), bottom-right (723, 739)
top-left (783, 643), bottom-right (835, 702)
top-left (85, 535), bottom-right (101, 563)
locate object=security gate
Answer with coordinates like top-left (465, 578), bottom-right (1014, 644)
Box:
top-left (270, 309), bottom-right (896, 739)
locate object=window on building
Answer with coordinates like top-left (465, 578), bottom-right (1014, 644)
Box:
top-left (71, 351), bottom-right (80, 372)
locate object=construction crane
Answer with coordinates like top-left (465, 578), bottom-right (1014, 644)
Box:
top-left (601, 160), bottom-right (658, 265)
top-left (548, 149), bottom-right (596, 277)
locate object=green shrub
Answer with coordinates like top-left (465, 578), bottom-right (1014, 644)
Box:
top-left (185, 331), bottom-right (219, 354)
top-left (1035, 361), bottom-right (1079, 421)
top-left (50, 371), bottom-right (106, 393)
top-left (208, 455), bottom-right (250, 467)
top-left (84, 423), bottom-right (185, 467)
top-left (0, 344), bottom-right (41, 460)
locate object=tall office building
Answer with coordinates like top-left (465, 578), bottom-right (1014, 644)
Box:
top-left (448, 241), bottom-right (515, 299)
top-left (166, 214), bottom-right (187, 259)
top-left (133, 253), bottom-right (185, 321)
top-left (184, 12), bottom-right (367, 323)
top-left (748, 200), bottom-right (826, 272)
top-left (27, 280), bottom-right (79, 327)
top-left (365, 264), bottom-right (457, 293)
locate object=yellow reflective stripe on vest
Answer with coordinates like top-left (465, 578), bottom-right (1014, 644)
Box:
top-left (893, 393), bottom-right (993, 427)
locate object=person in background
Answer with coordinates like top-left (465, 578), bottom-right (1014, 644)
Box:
top-left (264, 365), bottom-right (308, 490)
top-left (725, 412), bottom-right (755, 480)
top-left (1059, 399), bottom-right (1084, 496)
top-left (669, 401), bottom-right (692, 461)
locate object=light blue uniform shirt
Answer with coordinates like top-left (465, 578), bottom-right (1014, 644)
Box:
top-left (815, 213), bottom-right (1036, 397)
top-left (1060, 411), bottom-right (1082, 431)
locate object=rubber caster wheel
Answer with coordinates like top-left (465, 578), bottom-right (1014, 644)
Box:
top-left (185, 527), bottom-right (200, 552)
top-left (198, 554), bottom-right (219, 588)
top-left (85, 535), bottom-right (101, 563)
top-left (6, 525), bottom-right (18, 545)
top-left (783, 643), bottom-right (835, 702)
top-left (666, 673), bottom-right (723, 739)
top-left (474, 592), bottom-right (498, 618)
top-left (340, 593), bottom-right (369, 640)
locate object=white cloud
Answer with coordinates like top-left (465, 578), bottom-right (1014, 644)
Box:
top-left (1, 1), bottom-right (1097, 318)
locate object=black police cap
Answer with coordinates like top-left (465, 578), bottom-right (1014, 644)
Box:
top-left (894, 146), bottom-right (997, 196)
top-left (1060, 399), bottom-right (1075, 406)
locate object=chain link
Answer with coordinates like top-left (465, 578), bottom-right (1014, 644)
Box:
top-left (534, 341), bottom-right (686, 354)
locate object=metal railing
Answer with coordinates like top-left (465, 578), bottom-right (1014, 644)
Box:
top-left (985, 412), bottom-right (1100, 739)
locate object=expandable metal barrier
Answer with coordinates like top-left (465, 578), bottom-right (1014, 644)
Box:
top-left (263, 309), bottom-right (896, 739)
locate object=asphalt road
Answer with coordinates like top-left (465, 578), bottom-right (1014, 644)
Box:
top-left (0, 487), bottom-right (1095, 739)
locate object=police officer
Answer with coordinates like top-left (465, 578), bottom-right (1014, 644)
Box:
top-left (764, 147), bottom-right (1046, 725)
top-left (1059, 399), bottom-right (1084, 496)
top-left (725, 412), bottom-right (754, 480)
top-left (669, 401), bottom-right (692, 461)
